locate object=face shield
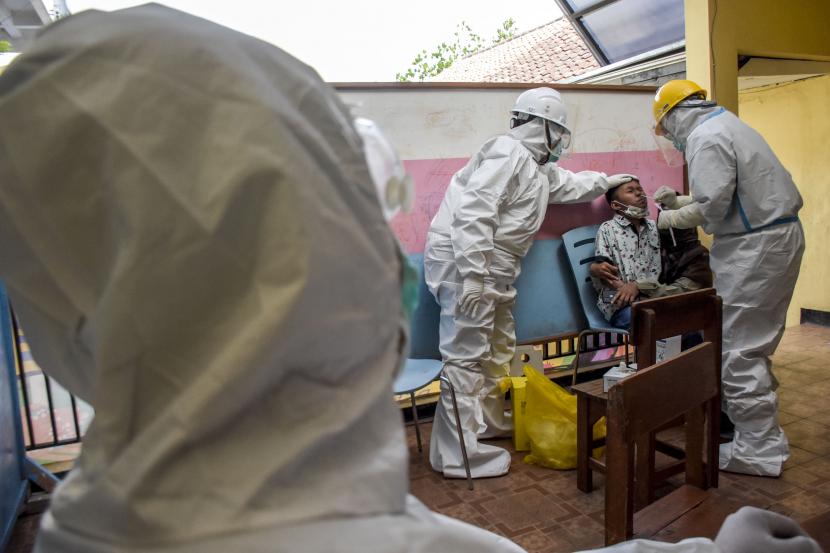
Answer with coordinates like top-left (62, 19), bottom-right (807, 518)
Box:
top-left (353, 117), bottom-right (419, 323)
top-left (544, 119), bottom-right (572, 162)
top-left (354, 117), bottom-right (413, 221)
top-left (652, 120), bottom-right (685, 167)
top-left (654, 98), bottom-right (720, 165)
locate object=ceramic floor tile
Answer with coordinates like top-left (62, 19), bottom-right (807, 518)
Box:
top-left (780, 463), bottom-right (828, 488)
top-left (403, 325), bottom-right (830, 551)
top-left (771, 491), bottom-right (830, 521)
top-left (806, 412), bottom-right (830, 428)
top-left (787, 435), bottom-right (830, 456)
top-left (786, 446), bottom-right (822, 468)
top-left (785, 418), bottom-right (830, 436)
top-left (510, 529), bottom-right (570, 553)
top-left (479, 487), bottom-right (570, 533)
top-left (776, 368), bottom-right (823, 387)
top-left (780, 397), bottom-right (828, 419)
top-left (779, 411), bottom-right (803, 426)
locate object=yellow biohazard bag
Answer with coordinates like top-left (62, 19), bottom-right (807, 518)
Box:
top-left (522, 365), bottom-right (606, 469)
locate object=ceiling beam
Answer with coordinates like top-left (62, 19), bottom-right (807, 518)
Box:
top-left (0, 6), bottom-right (22, 39)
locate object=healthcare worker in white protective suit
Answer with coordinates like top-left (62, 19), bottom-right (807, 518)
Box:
top-left (0, 6), bottom-right (528, 553)
top-left (425, 87), bottom-right (636, 478)
top-left (652, 80), bottom-right (805, 478)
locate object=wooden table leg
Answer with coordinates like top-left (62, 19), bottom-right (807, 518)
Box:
top-left (706, 397), bottom-right (720, 488)
top-left (635, 432), bottom-right (655, 510)
top-left (577, 392), bottom-right (592, 493)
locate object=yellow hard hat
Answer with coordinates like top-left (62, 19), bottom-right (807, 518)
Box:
top-left (653, 80), bottom-right (708, 129)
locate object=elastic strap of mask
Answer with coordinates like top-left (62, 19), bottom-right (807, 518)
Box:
top-left (510, 112), bottom-right (535, 129)
top-left (674, 98), bottom-right (717, 109)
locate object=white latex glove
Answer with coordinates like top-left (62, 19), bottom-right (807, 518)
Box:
top-left (674, 194), bottom-right (696, 208)
top-left (654, 186), bottom-right (696, 210)
top-left (715, 506), bottom-right (822, 553)
top-left (657, 202), bottom-right (705, 229)
top-left (458, 275), bottom-right (485, 317)
top-left (654, 185), bottom-right (680, 208)
top-left (606, 174), bottom-right (638, 188)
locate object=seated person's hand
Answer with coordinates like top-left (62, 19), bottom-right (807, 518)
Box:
top-left (589, 261), bottom-right (621, 286)
top-left (612, 281), bottom-right (639, 307)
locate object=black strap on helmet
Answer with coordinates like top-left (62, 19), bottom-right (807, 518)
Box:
top-left (510, 112), bottom-right (536, 129)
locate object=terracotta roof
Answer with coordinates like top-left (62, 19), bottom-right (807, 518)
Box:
top-left (431, 18), bottom-right (599, 83)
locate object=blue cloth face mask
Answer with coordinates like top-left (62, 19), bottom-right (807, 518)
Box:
top-left (547, 140), bottom-right (564, 163)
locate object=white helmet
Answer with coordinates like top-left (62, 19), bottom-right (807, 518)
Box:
top-left (511, 87), bottom-right (571, 134)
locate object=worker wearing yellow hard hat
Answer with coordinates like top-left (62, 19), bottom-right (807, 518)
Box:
top-left (650, 79), bottom-right (804, 478)
top-left (652, 79), bottom-right (707, 133)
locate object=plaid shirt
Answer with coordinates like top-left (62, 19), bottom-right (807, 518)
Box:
top-left (593, 214), bottom-right (661, 320)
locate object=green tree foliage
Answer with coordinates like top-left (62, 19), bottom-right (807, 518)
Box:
top-left (0, 40), bottom-right (12, 53)
top-left (396, 18), bottom-right (516, 82)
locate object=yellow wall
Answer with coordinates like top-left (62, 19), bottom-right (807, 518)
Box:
top-left (685, 0), bottom-right (830, 113)
top-left (739, 75), bottom-right (830, 326)
top-left (684, 1), bottom-right (830, 326)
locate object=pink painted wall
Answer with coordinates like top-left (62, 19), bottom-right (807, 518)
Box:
top-left (391, 150), bottom-right (684, 254)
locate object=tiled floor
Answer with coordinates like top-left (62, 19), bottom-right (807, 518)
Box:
top-left (8, 324), bottom-right (830, 553)
top-left (407, 323), bottom-right (830, 552)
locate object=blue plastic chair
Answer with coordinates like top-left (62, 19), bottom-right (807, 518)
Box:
top-left (0, 287), bottom-right (28, 550)
top-left (562, 225), bottom-right (630, 386)
top-left (392, 253), bottom-right (472, 489)
top-left (513, 238), bottom-right (586, 344)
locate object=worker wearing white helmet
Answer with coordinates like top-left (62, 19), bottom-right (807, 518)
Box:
top-left (425, 86), bottom-right (636, 479)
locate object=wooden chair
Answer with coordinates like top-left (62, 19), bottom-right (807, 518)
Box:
top-left (605, 342), bottom-right (719, 545)
top-left (573, 288), bottom-right (721, 500)
top-left (630, 290), bottom-right (723, 506)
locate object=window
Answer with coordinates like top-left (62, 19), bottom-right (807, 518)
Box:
top-left (556, 0), bottom-right (685, 64)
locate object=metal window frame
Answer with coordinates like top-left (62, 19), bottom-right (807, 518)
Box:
top-left (554, 0), bottom-right (619, 65)
top-left (554, 0), bottom-right (684, 67)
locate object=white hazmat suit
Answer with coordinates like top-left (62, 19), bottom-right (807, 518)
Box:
top-left (425, 99), bottom-right (632, 478)
top-left (0, 6), bottom-right (523, 552)
top-left (657, 101), bottom-right (804, 477)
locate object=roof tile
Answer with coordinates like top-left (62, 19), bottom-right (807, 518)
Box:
top-left (431, 18), bottom-right (599, 83)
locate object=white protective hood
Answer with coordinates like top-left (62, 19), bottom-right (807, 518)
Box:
top-left (508, 117), bottom-right (550, 163)
top-left (660, 100), bottom-right (721, 148)
top-left (0, 5), bottom-right (523, 552)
